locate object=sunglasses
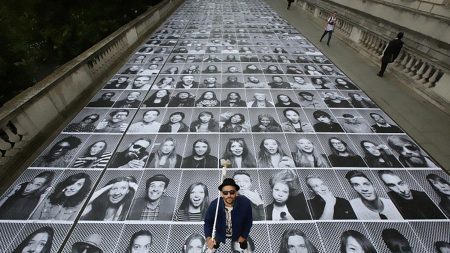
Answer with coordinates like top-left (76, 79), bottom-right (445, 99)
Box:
top-left (132, 144), bottom-right (145, 150)
top-left (403, 144), bottom-right (419, 151)
top-left (222, 190), bottom-right (236, 195)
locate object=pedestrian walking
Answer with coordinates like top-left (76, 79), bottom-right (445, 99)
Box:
top-left (378, 32), bottom-right (404, 77)
top-left (287, 0), bottom-right (294, 10)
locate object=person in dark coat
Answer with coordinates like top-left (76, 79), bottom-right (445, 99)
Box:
top-left (378, 32), bottom-right (404, 77)
top-left (204, 178), bottom-right (253, 252)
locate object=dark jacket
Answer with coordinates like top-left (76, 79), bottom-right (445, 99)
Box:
top-left (181, 154), bottom-right (218, 168)
top-left (308, 195), bottom-right (356, 220)
top-left (388, 190), bottom-right (446, 219)
top-left (204, 196), bottom-right (253, 243)
top-left (382, 39), bottom-right (403, 63)
top-left (158, 122), bottom-right (189, 133)
top-left (127, 196), bottom-right (176, 220)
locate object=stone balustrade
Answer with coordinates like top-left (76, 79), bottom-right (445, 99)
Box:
top-left (298, 0), bottom-right (450, 104)
top-left (0, 0), bottom-right (183, 174)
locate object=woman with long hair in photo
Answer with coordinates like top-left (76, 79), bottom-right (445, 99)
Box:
top-left (221, 92), bottom-right (247, 107)
top-left (251, 114), bottom-right (282, 132)
top-left (147, 137), bottom-right (182, 168)
top-left (340, 230), bottom-right (377, 253)
top-left (292, 137), bottom-right (329, 168)
top-left (152, 77), bottom-right (176, 90)
top-left (168, 92), bottom-right (195, 107)
top-left (327, 137), bottom-right (366, 167)
top-left (72, 140), bottom-right (112, 169)
top-left (360, 140), bottom-right (401, 167)
top-left (143, 89), bottom-right (171, 107)
top-left (31, 173), bottom-right (92, 220)
top-left (257, 138), bottom-right (295, 168)
top-left (190, 111), bottom-right (219, 132)
top-left (265, 169), bottom-right (311, 220)
top-left (278, 229), bottom-right (318, 253)
top-left (181, 139), bottom-right (218, 168)
top-left (195, 91), bottom-right (220, 107)
top-left (159, 112), bottom-right (189, 133)
top-left (81, 176), bottom-right (137, 221)
top-left (221, 138), bottom-right (257, 168)
top-left (275, 94), bottom-right (300, 107)
top-left (175, 182), bottom-right (210, 221)
top-left (426, 174), bottom-right (450, 218)
top-left (12, 226), bottom-right (54, 253)
top-left (220, 112), bottom-right (250, 133)
top-left (0, 171), bottom-right (55, 220)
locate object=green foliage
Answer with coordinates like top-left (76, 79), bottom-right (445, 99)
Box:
top-left (0, 0), bottom-right (154, 106)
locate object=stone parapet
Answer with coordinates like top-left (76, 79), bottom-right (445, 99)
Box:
top-left (298, 0), bottom-right (450, 105)
top-left (0, 0), bottom-right (183, 179)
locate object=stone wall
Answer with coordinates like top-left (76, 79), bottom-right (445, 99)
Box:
top-left (0, 0), bottom-right (184, 183)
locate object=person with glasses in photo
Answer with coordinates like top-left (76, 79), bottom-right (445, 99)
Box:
top-left (95, 109), bottom-right (130, 133)
top-left (327, 137), bottom-right (366, 167)
top-left (344, 170), bottom-right (403, 220)
top-left (71, 234), bottom-right (104, 253)
top-left (109, 138), bottom-right (151, 168)
top-left (64, 114), bottom-right (100, 132)
top-left (204, 178), bottom-right (253, 253)
top-left (32, 136), bottom-right (82, 167)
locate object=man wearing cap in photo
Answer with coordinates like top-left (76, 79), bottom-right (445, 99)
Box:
top-left (204, 178), bottom-right (253, 253)
top-left (71, 233), bottom-right (103, 253)
top-left (127, 174), bottom-right (176, 220)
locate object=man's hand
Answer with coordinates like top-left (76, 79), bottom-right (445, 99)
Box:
top-left (127, 159), bottom-right (145, 168)
top-left (206, 237), bottom-right (216, 249)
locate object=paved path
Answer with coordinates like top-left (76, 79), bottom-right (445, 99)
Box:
top-left (265, 0), bottom-right (450, 171)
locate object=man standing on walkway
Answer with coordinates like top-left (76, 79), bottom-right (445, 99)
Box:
top-left (204, 178), bottom-right (253, 253)
top-left (378, 32), bottom-right (404, 77)
top-left (287, 0), bottom-right (294, 10)
top-left (319, 11), bottom-right (337, 46)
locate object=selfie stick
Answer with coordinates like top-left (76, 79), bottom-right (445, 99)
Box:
top-left (211, 160), bottom-right (230, 240)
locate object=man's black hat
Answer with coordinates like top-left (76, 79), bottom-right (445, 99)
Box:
top-left (218, 178), bottom-right (240, 191)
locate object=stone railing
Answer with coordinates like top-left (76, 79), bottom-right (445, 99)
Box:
top-left (0, 0), bottom-right (183, 174)
top-left (298, 0), bottom-right (450, 105)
